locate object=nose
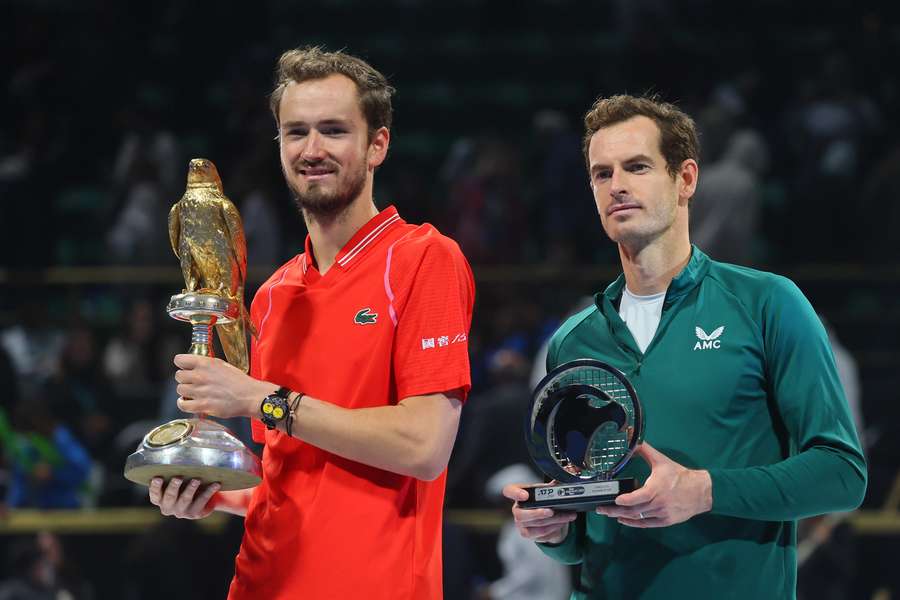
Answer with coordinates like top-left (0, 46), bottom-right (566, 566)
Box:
top-left (301, 130), bottom-right (327, 162)
top-left (609, 168), bottom-right (627, 197)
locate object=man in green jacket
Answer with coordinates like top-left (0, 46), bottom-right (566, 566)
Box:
top-left (503, 95), bottom-right (867, 599)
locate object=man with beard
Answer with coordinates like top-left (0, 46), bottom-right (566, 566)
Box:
top-left (147, 47), bottom-right (475, 600)
top-left (503, 95), bottom-right (866, 599)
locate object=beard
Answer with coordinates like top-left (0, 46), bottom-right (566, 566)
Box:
top-left (286, 160), bottom-right (368, 220)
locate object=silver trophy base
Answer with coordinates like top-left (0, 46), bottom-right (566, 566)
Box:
top-left (519, 478), bottom-right (636, 511)
top-left (124, 418), bottom-right (262, 491)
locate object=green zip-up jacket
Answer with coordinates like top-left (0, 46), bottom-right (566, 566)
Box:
top-left (538, 247), bottom-right (866, 600)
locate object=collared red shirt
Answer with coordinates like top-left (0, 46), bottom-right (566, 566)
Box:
top-left (229, 206), bottom-right (475, 600)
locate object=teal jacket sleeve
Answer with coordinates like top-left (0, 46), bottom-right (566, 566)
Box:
top-left (708, 277), bottom-right (867, 520)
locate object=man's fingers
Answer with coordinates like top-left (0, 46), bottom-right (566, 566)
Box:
top-left (176, 396), bottom-right (202, 413)
top-left (148, 478), bottom-right (163, 505)
top-left (512, 506), bottom-right (556, 523)
top-left (519, 523), bottom-right (568, 540)
top-left (175, 384), bottom-right (198, 400)
top-left (157, 478), bottom-right (184, 515)
top-left (501, 483), bottom-right (531, 502)
top-left (618, 515), bottom-right (665, 528)
top-left (615, 483), bottom-right (656, 507)
top-left (190, 482), bottom-right (221, 514)
top-left (174, 354), bottom-right (207, 369)
top-left (174, 370), bottom-right (200, 384)
top-left (634, 442), bottom-right (668, 466)
top-left (515, 511), bottom-right (576, 528)
top-left (174, 479), bottom-right (201, 513)
top-left (162, 477), bottom-right (183, 503)
top-left (597, 501), bottom-right (656, 520)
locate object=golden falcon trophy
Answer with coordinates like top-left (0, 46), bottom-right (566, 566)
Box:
top-left (124, 158), bottom-right (262, 490)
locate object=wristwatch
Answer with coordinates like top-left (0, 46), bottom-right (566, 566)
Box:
top-left (260, 387), bottom-right (291, 430)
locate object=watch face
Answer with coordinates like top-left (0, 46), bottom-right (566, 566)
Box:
top-left (262, 394), bottom-right (288, 422)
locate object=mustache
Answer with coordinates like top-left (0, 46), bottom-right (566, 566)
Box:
top-left (294, 158), bottom-right (339, 171)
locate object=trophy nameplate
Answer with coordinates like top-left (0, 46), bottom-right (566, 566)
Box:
top-left (521, 359), bottom-right (644, 511)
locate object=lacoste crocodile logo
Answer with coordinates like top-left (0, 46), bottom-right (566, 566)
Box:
top-left (693, 326), bottom-right (725, 350)
top-left (354, 308), bottom-right (378, 325)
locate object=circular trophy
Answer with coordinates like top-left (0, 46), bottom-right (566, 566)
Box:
top-left (521, 358), bottom-right (644, 511)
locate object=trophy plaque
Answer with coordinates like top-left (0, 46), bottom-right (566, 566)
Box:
top-left (521, 359), bottom-right (644, 511)
top-left (124, 158), bottom-right (262, 491)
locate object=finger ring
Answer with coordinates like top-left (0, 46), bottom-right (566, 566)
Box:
top-left (638, 512), bottom-right (645, 519)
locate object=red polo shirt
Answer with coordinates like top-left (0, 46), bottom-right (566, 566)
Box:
top-left (228, 206), bottom-right (475, 600)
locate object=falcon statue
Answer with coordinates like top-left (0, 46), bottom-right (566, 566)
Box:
top-left (168, 158), bottom-right (253, 372)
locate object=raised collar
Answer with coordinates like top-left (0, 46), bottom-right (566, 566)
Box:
top-left (301, 205), bottom-right (404, 275)
top-left (600, 245), bottom-right (710, 310)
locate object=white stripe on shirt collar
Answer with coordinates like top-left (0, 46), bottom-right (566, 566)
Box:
top-left (337, 213), bottom-right (401, 267)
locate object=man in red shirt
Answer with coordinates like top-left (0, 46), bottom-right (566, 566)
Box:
top-left (147, 47), bottom-right (475, 600)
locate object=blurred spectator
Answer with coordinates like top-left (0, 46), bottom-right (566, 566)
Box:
top-left (475, 464), bottom-right (571, 600)
top-left (106, 153), bottom-right (171, 264)
top-left (860, 144), bottom-right (900, 262)
top-left (796, 318), bottom-right (865, 600)
top-left (824, 319), bottom-right (865, 449)
top-left (532, 110), bottom-right (609, 265)
top-left (695, 103), bottom-right (737, 166)
top-left (782, 52), bottom-right (882, 259)
top-left (0, 303), bottom-right (64, 395)
top-left (0, 536), bottom-right (55, 600)
top-left (54, 326), bottom-right (116, 448)
top-left (111, 106), bottom-right (180, 198)
top-left (690, 129), bottom-right (769, 265)
top-left (442, 138), bottom-right (528, 263)
top-left (793, 53), bottom-right (880, 181)
top-left (7, 387), bottom-right (91, 509)
top-left (530, 296), bottom-right (596, 389)
top-left (228, 137), bottom-right (286, 267)
top-left (102, 298), bottom-right (160, 401)
top-left (447, 348), bottom-right (532, 508)
top-left (0, 533), bottom-right (92, 600)
top-left (0, 108), bottom-right (65, 268)
top-left (0, 346), bottom-right (19, 515)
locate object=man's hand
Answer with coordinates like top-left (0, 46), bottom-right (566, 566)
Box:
top-left (502, 482), bottom-right (577, 544)
top-left (174, 354), bottom-right (273, 419)
top-left (148, 477), bottom-right (221, 520)
top-left (595, 442), bottom-right (712, 528)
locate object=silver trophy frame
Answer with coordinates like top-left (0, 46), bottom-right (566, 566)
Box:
top-left (521, 359), bottom-right (644, 511)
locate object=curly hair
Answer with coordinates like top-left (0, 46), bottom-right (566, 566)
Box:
top-left (269, 46), bottom-right (395, 140)
top-left (582, 94), bottom-right (700, 177)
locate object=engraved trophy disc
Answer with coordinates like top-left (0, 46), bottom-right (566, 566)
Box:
top-left (521, 359), bottom-right (644, 511)
top-left (124, 159), bottom-right (261, 491)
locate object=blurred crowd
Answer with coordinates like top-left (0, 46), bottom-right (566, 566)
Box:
top-left (1, 0), bottom-right (898, 598)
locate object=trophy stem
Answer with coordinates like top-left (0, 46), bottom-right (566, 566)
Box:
top-left (189, 315), bottom-right (217, 357)
top-left (188, 315), bottom-right (217, 421)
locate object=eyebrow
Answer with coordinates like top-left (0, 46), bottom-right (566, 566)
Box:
top-left (590, 154), bottom-right (656, 174)
top-left (280, 118), bottom-right (352, 129)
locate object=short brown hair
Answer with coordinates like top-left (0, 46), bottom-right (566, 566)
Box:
top-left (269, 46), bottom-right (395, 139)
top-left (582, 94), bottom-right (700, 177)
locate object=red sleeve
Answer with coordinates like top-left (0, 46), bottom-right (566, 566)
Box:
top-left (390, 231), bottom-right (475, 402)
